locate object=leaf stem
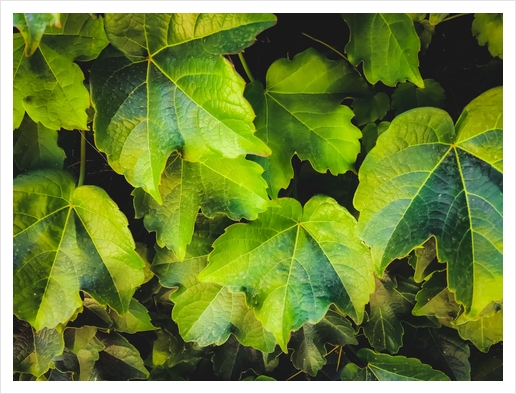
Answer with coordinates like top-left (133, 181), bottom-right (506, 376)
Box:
top-left (286, 369), bottom-right (303, 381)
top-left (301, 32), bottom-right (356, 69)
top-left (440, 13), bottom-right (470, 23)
top-left (78, 130), bottom-right (87, 187)
top-left (238, 52), bottom-right (255, 83)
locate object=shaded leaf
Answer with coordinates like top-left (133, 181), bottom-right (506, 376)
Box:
top-left (199, 195), bottom-right (374, 352)
top-left (91, 14), bottom-right (275, 203)
top-left (402, 325), bottom-right (471, 381)
top-left (351, 92), bottom-right (389, 126)
top-left (472, 14), bottom-right (503, 59)
top-left (470, 345), bottom-right (503, 380)
top-left (108, 298), bottom-right (156, 334)
top-left (14, 114), bottom-right (66, 171)
top-left (94, 331), bottom-right (149, 380)
top-left (361, 121), bottom-right (390, 155)
top-left (152, 216), bottom-right (275, 352)
top-left (341, 362), bottom-right (377, 381)
top-left (454, 308), bottom-right (503, 353)
top-left (345, 348), bottom-right (450, 381)
top-left (343, 13), bottom-right (424, 87)
top-left (245, 48), bottom-right (365, 198)
top-left (133, 153), bottom-right (270, 260)
top-left (14, 170), bottom-right (145, 330)
top-left (289, 309), bottom-right (357, 376)
top-left (13, 318), bottom-right (64, 378)
top-left (13, 13), bottom-right (60, 56)
top-left (354, 87), bottom-right (503, 319)
top-left (62, 326), bottom-right (105, 381)
top-left (391, 79), bottom-right (446, 116)
top-left (408, 237), bottom-right (443, 283)
top-left (242, 375), bottom-right (276, 381)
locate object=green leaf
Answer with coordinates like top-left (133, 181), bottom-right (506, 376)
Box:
top-left (14, 114), bottom-right (66, 171)
top-left (133, 153), bottom-right (270, 260)
top-left (343, 14), bottom-right (424, 87)
top-left (152, 216), bottom-right (276, 352)
top-left (472, 14), bottom-right (503, 59)
top-left (242, 375), bottom-right (276, 381)
top-left (13, 13), bottom-right (60, 56)
top-left (62, 326), bottom-right (105, 380)
top-left (14, 170), bottom-right (145, 330)
top-left (413, 271), bottom-right (460, 324)
top-left (351, 92), bottom-right (390, 126)
top-left (108, 298), bottom-right (156, 334)
top-left (91, 14), bottom-right (275, 203)
top-left (361, 121), bottom-right (390, 155)
top-left (391, 79), bottom-right (446, 116)
top-left (199, 195), bottom-right (374, 352)
top-left (402, 325), bottom-right (471, 381)
top-left (354, 87), bottom-right (503, 318)
top-left (13, 318), bottom-right (64, 378)
top-left (470, 345), bottom-right (502, 380)
top-left (289, 309), bottom-right (357, 376)
top-left (348, 348), bottom-right (450, 381)
top-left (408, 237), bottom-right (443, 283)
top-left (94, 331), bottom-right (150, 380)
top-left (429, 14), bottom-right (448, 25)
top-left (454, 309), bottom-right (503, 353)
top-left (245, 48), bottom-right (364, 198)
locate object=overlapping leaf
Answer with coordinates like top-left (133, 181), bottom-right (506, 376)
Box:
top-left (108, 298), bottom-right (156, 334)
top-left (351, 92), bottom-right (389, 126)
top-left (454, 308), bottom-right (503, 352)
top-left (199, 195), bottom-right (374, 351)
top-left (354, 87), bottom-right (503, 318)
top-left (14, 170), bottom-right (145, 330)
top-left (472, 14), bottom-right (503, 59)
top-left (133, 153), bottom-right (270, 260)
top-left (13, 13), bottom-right (60, 56)
top-left (152, 216), bottom-right (276, 352)
top-left (14, 114), bottom-right (66, 171)
top-left (342, 348), bottom-right (450, 381)
top-left (342, 13), bottom-right (424, 87)
top-left (91, 14), bottom-right (276, 203)
top-left (245, 47), bottom-right (365, 198)
top-left (391, 79), bottom-right (446, 116)
top-left (13, 14), bottom-right (108, 130)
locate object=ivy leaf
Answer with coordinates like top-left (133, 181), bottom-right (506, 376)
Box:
top-left (354, 87), bottom-right (503, 319)
top-left (108, 298), bottom-right (156, 334)
top-left (245, 47), bottom-right (364, 198)
top-left (13, 13), bottom-right (60, 56)
top-left (61, 326), bottom-right (105, 380)
top-left (391, 79), bottom-right (446, 116)
top-left (14, 170), bottom-right (145, 330)
top-left (289, 309), bottom-right (357, 376)
top-left (343, 13), bottom-right (424, 88)
top-left (351, 92), bottom-right (390, 126)
top-left (454, 309), bottom-right (503, 353)
top-left (133, 153), bottom-right (270, 260)
top-left (472, 14), bottom-right (503, 59)
top-left (13, 14), bottom-right (108, 130)
top-left (402, 325), bottom-right (471, 381)
top-left (94, 331), bottom-right (149, 380)
top-left (199, 195), bottom-right (374, 352)
top-left (152, 216), bottom-right (276, 352)
top-left (14, 114), bottom-right (66, 171)
top-left (413, 271), bottom-right (460, 325)
top-left (91, 14), bottom-right (275, 203)
top-left (13, 318), bottom-right (64, 378)
top-left (342, 348), bottom-right (450, 381)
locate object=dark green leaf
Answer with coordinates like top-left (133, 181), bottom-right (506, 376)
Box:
top-left (343, 13), bottom-right (424, 87)
top-left (351, 92), bottom-right (389, 126)
top-left (62, 326), bottom-right (105, 381)
top-left (246, 48), bottom-right (364, 198)
top-left (391, 79), bottom-right (446, 116)
top-left (133, 153), bottom-right (270, 260)
top-left (355, 87), bottom-right (503, 319)
top-left (14, 170), bottom-right (146, 330)
top-left (91, 13), bottom-right (276, 202)
top-left (408, 237), bottom-right (443, 283)
top-left (199, 195), bottom-right (374, 352)
top-left (14, 114), bottom-right (66, 171)
top-left (471, 345), bottom-right (503, 380)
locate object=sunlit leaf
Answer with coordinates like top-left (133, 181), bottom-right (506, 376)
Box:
top-left (14, 170), bottom-right (145, 330)
top-left (199, 195), bottom-right (374, 352)
top-left (13, 13), bottom-right (60, 56)
top-left (454, 308), bottom-right (503, 353)
top-left (354, 87), bottom-right (503, 319)
top-left (343, 13), bottom-right (424, 87)
top-left (245, 48), bottom-right (365, 198)
top-left (472, 14), bottom-right (503, 59)
top-left (108, 298), bottom-right (156, 334)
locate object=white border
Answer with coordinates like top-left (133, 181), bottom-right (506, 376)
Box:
top-left (1, 2), bottom-right (514, 393)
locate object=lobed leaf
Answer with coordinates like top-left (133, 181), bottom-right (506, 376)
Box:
top-left (199, 195), bottom-right (374, 352)
top-left (354, 87), bottom-right (503, 319)
top-left (472, 14), bottom-right (503, 59)
top-left (91, 13), bottom-right (276, 202)
top-left (14, 170), bottom-right (145, 330)
top-left (391, 79), bottom-right (446, 117)
top-left (61, 326), bottom-right (105, 380)
top-left (246, 48), bottom-right (365, 198)
top-left (13, 13), bottom-right (60, 56)
top-left (343, 13), bottom-right (424, 87)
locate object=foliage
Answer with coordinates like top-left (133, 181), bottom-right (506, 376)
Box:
top-left (12, 12), bottom-right (503, 382)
